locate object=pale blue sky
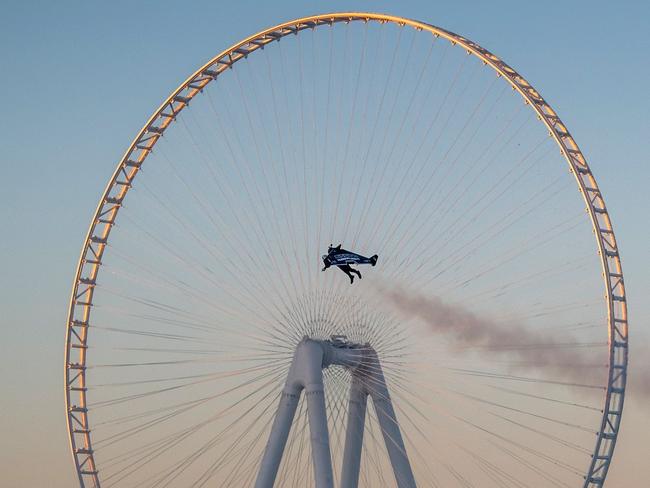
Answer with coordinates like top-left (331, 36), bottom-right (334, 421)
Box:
top-left (1, 0), bottom-right (648, 486)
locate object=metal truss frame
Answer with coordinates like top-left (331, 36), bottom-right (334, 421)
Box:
top-left (64, 12), bottom-right (627, 487)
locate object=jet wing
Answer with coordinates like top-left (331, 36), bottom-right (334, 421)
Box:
top-left (328, 251), bottom-right (378, 266)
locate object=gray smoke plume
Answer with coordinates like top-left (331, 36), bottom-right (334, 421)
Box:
top-left (381, 286), bottom-right (648, 398)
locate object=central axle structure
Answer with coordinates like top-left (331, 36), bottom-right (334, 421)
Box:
top-left (255, 336), bottom-right (416, 488)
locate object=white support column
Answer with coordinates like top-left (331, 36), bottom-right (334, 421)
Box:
top-left (256, 338), bottom-right (335, 488)
top-left (255, 337), bottom-right (414, 488)
top-left (254, 385), bottom-right (301, 488)
top-left (340, 373), bottom-right (368, 488)
top-left (306, 384), bottom-right (334, 488)
top-left (296, 338), bottom-right (334, 488)
top-left (366, 351), bottom-right (417, 488)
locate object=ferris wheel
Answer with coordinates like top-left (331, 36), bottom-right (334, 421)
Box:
top-left (64, 12), bottom-right (628, 488)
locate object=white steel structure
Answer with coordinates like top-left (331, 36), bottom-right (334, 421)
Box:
top-left (64, 13), bottom-right (628, 488)
top-left (255, 337), bottom-right (415, 488)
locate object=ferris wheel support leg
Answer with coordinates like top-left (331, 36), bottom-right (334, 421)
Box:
top-left (340, 374), bottom-right (368, 488)
top-left (368, 353), bottom-right (417, 488)
top-left (256, 337), bottom-right (413, 488)
top-left (306, 380), bottom-right (335, 488)
top-left (256, 338), bottom-right (335, 488)
top-left (254, 385), bottom-right (301, 488)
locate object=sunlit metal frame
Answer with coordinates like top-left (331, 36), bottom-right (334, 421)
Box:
top-left (64, 12), bottom-right (628, 487)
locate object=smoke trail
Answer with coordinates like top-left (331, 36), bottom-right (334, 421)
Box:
top-left (381, 286), bottom-right (648, 397)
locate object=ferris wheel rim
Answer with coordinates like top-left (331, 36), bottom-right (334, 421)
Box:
top-left (64, 12), bottom-right (628, 488)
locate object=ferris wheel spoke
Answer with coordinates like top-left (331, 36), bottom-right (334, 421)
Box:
top-left (403, 360), bottom-right (572, 482)
top-left (398, 171), bottom-right (565, 289)
top-left (241, 38), bottom-right (312, 296)
top-left (460, 446), bottom-right (531, 488)
top-left (414, 389), bottom-right (586, 484)
top-left (429, 211), bottom-right (585, 293)
top-left (100, 247), bottom-right (283, 336)
top-left (374, 55), bottom-right (477, 255)
top-left (349, 30), bottom-right (423, 248)
top-left (106, 368), bottom-right (285, 487)
top-left (170, 109), bottom-right (303, 310)
top-left (379, 80), bottom-right (507, 252)
top-left (388, 132), bottom-right (553, 281)
top-left (330, 23), bottom-right (381, 243)
top-left (490, 411), bottom-right (592, 454)
top-left (95, 365), bottom-right (287, 448)
top-left (368, 64), bottom-right (497, 252)
top-left (380, 107), bottom-right (534, 273)
top-left (94, 282), bottom-right (289, 346)
top-left (496, 442), bottom-right (574, 488)
top-left (111, 209), bottom-right (284, 325)
top-left (230, 69), bottom-right (304, 283)
top-left (446, 389), bottom-right (596, 434)
top-left (390, 385), bottom-right (571, 488)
